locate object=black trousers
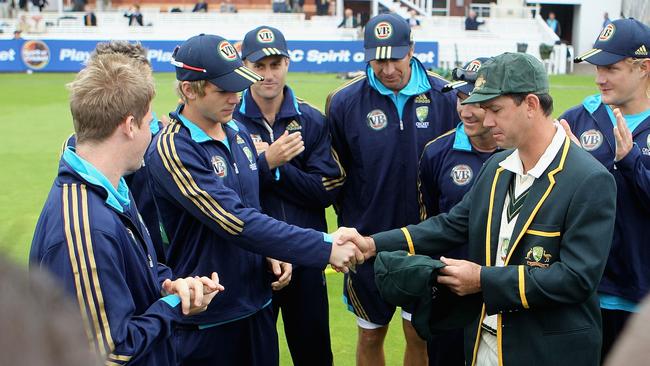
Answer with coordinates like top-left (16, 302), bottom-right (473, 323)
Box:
top-left (601, 308), bottom-right (632, 363)
top-left (273, 266), bottom-right (333, 366)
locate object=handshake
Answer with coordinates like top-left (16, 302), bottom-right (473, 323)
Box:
top-left (327, 227), bottom-right (378, 273)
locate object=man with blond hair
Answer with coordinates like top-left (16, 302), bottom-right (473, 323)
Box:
top-left (63, 41), bottom-right (169, 262)
top-left (30, 53), bottom-right (224, 366)
top-left (563, 17), bottom-right (650, 359)
top-left (145, 34), bottom-right (362, 366)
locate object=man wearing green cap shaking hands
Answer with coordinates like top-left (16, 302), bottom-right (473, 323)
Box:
top-left (337, 52), bottom-right (617, 365)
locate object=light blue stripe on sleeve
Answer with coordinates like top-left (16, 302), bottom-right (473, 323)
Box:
top-left (323, 233), bottom-right (333, 244)
top-left (160, 294), bottom-right (181, 307)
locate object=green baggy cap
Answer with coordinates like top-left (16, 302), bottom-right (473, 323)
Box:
top-left (462, 52), bottom-right (549, 105)
top-left (374, 251), bottom-right (481, 340)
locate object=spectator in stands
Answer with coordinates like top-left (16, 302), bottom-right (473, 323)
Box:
top-left (272, 0), bottom-right (288, 13)
top-left (315, 0), bottom-right (328, 16)
top-left (12, 30), bottom-right (22, 39)
top-left (72, 0), bottom-right (85, 11)
top-left (291, 0), bottom-right (303, 13)
top-left (406, 9), bottom-right (420, 28)
top-left (603, 12), bottom-right (611, 28)
top-left (192, 0), bottom-right (207, 12)
top-left (337, 8), bottom-right (358, 28)
top-left (464, 10), bottom-right (484, 31)
top-left (124, 4), bottom-right (143, 26)
top-left (84, 4), bottom-right (97, 26)
top-left (219, 0), bottom-right (236, 13)
top-left (546, 11), bottom-right (561, 37)
top-left (0, 0), bottom-right (11, 19)
top-left (31, 0), bottom-right (47, 12)
top-left (16, 15), bottom-right (28, 32)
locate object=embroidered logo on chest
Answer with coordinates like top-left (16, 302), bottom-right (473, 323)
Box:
top-left (367, 109), bottom-right (388, 131)
top-left (286, 120), bottom-right (302, 131)
top-left (212, 155), bottom-right (228, 178)
top-left (450, 164), bottom-right (473, 186)
top-left (579, 129), bottom-right (603, 151)
top-left (415, 94), bottom-right (431, 104)
top-left (236, 135), bottom-right (246, 145)
top-left (416, 106), bottom-right (429, 124)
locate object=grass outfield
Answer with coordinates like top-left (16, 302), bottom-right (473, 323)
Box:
top-left (0, 71), bottom-right (598, 365)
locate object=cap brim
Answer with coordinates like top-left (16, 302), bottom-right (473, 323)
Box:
top-left (365, 45), bottom-right (410, 62)
top-left (573, 48), bottom-right (626, 65)
top-left (244, 48), bottom-right (290, 63)
top-left (442, 80), bottom-right (474, 95)
top-left (461, 92), bottom-right (501, 105)
top-left (208, 66), bottom-right (263, 92)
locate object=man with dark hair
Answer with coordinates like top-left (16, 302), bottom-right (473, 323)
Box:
top-left (327, 12), bottom-right (457, 366)
top-left (235, 25), bottom-right (344, 366)
top-left (339, 52), bottom-right (617, 366)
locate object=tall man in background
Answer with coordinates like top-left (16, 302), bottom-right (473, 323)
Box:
top-left (327, 13), bottom-right (457, 365)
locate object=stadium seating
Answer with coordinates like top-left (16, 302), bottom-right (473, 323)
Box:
top-left (2, 10), bottom-right (560, 70)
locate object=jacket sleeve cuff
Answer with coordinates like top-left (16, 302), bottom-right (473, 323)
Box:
top-left (615, 143), bottom-right (641, 172)
top-left (372, 228), bottom-right (410, 253)
top-left (257, 152), bottom-right (280, 182)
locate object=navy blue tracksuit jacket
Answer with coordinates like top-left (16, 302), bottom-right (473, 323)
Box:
top-left (327, 59), bottom-right (458, 235)
top-left (561, 95), bottom-right (650, 303)
top-left (30, 148), bottom-right (183, 366)
top-left (145, 106), bottom-right (334, 326)
top-left (234, 86), bottom-right (344, 234)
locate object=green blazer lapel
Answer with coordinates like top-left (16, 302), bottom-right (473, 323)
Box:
top-left (505, 137), bottom-right (571, 265)
top-left (485, 167), bottom-right (511, 267)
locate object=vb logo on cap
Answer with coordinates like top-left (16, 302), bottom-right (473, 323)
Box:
top-left (599, 23), bottom-right (615, 41)
top-left (256, 28), bottom-right (275, 43)
top-left (218, 41), bottom-right (238, 61)
top-left (375, 21), bottom-right (393, 40)
top-left (466, 59), bottom-right (482, 72)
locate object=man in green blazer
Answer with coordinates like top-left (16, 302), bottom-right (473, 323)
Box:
top-left (336, 53), bottom-right (617, 366)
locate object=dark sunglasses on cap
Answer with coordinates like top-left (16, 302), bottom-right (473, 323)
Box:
top-left (451, 67), bottom-right (478, 83)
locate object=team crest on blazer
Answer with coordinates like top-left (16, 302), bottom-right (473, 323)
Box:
top-left (367, 109), bottom-right (388, 131)
top-left (525, 246), bottom-right (552, 268)
top-left (451, 164), bottom-right (472, 186)
top-left (579, 129), bottom-right (603, 151)
top-left (212, 155), bottom-right (228, 177)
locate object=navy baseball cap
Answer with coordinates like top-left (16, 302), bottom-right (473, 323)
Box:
top-left (172, 34), bottom-right (263, 92)
top-left (364, 13), bottom-right (413, 62)
top-left (574, 18), bottom-right (650, 65)
top-left (442, 57), bottom-right (491, 95)
top-left (241, 26), bottom-right (290, 62)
